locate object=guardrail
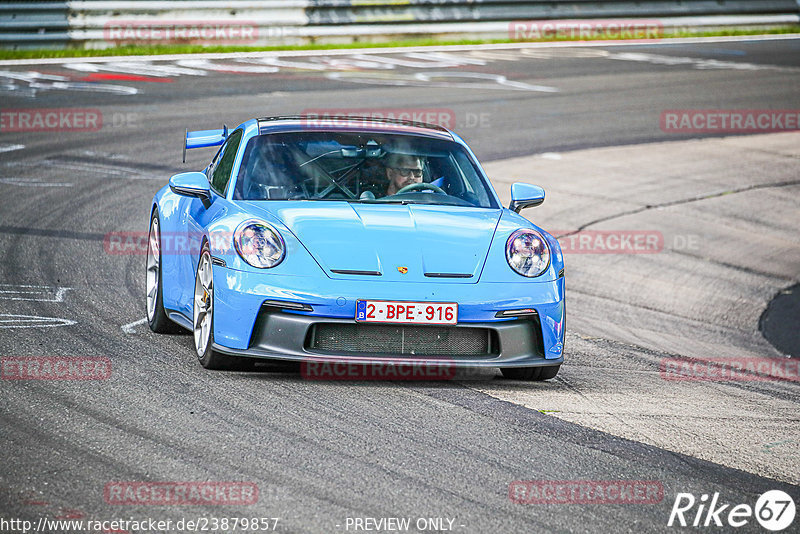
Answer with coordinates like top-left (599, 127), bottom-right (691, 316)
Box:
top-left (3, 0), bottom-right (800, 49)
top-left (1, 2), bottom-right (69, 48)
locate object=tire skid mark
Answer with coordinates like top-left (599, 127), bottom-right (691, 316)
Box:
top-left (557, 178), bottom-right (800, 237)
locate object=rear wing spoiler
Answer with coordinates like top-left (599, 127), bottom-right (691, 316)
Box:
top-left (183, 126), bottom-right (228, 163)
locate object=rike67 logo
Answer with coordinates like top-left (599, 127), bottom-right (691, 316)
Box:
top-left (668, 490), bottom-right (795, 531)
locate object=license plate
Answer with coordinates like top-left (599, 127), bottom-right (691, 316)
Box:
top-left (356, 300), bottom-right (458, 325)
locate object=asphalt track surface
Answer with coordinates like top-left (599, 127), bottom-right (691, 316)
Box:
top-left (0, 37), bottom-right (799, 533)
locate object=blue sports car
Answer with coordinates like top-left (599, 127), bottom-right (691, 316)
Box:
top-left (146, 116), bottom-right (565, 380)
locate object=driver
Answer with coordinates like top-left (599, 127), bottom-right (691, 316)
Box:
top-left (384, 153), bottom-right (424, 196)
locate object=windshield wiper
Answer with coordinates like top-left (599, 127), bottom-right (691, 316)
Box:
top-left (347, 199), bottom-right (424, 205)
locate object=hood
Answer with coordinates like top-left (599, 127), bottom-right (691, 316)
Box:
top-left (244, 201), bottom-right (501, 283)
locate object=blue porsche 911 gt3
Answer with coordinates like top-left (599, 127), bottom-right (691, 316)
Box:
top-left (146, 116), bottom-right (565, 380)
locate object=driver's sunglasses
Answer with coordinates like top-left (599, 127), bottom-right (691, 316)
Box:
top-left (394, 167), bottom-right (423, 178)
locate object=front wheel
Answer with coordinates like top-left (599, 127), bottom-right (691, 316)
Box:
top-left (501, 365), bottom-right (560, 381)
top-left (193, 243), bottom-right (249, 370)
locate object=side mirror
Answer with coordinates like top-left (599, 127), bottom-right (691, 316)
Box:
top-left (169, 172), bottom-right (212, 208)
top-left (509, 183), bottom-right (545, 213)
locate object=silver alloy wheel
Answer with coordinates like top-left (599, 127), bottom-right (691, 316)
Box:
top-left (193, 251), bottom-right (213, 357)
top-left (146, 217), bottom-right (160, 322)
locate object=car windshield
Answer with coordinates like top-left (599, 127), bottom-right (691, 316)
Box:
top-left (232, 131), bottom-right (498, 208)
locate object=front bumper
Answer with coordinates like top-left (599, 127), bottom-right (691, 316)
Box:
top-left (211, 267), bottom-right (565, 367)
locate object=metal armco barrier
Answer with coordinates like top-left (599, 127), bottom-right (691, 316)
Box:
top-left (1, 2), bottom-right (70, 48)
top-left (304, 0), bottom-right (800, 24)
top-left (2, 0), bottom-right (800, 49)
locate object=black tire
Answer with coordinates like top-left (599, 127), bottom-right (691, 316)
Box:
top-left (147, 210), bottom-right (182, 334)
top-left (193, 242), bottom-right (252, 371)
top-left (501, 365), bottom-right (560, 381)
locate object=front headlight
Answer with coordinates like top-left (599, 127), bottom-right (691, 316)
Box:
top-left (506, 229), bottom-right (550, 277)
top-left (234, 219), bottom-right (285, 269)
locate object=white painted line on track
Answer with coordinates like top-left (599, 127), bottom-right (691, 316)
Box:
top-left (239, 57), bottom-right (336, 70)
top-left (539, 153), bottom-right (563, 160)
top-left (63, 61), bottom-right (208, 77)
top-left (121, 318), bottom-right (148, 334)
top-left (0, 70), bottom-right (139, 96)
top-left (406, 51), bottom-right (488, 66)
top-left (3, 159), bottom-right (161, 180)
top-left (348, 53), bottom-right (469, 69)
top-left (0, 144), bottom-right (24, 153)
top-left (326, 70), bottom-right (558, 92)
top-left (415, 71), bottom-right (558, 92)
top-left (0, 34), bottom-right (797, 66)
top-left (174, 58), bottom-right (279, 73)
top-left (0, 285), bottom-right (72, 302)
top-left (0, 314), bottom-right (76, 328)
top-left (0, 178), bottom-right (74, 187)
top-left (605, 51), bottom-right (797, 71)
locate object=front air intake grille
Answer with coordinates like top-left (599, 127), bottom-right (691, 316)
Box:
top-left (306, 323), bottom-right (497, 357)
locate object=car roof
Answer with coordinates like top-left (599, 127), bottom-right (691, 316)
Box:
top-left (255, 115), bottom-right (455, 141)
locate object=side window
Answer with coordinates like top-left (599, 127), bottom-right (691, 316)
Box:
top-left (210, 129), bottom-right (243, 195)
top-left (205, 145), bottom-right (224, 180)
